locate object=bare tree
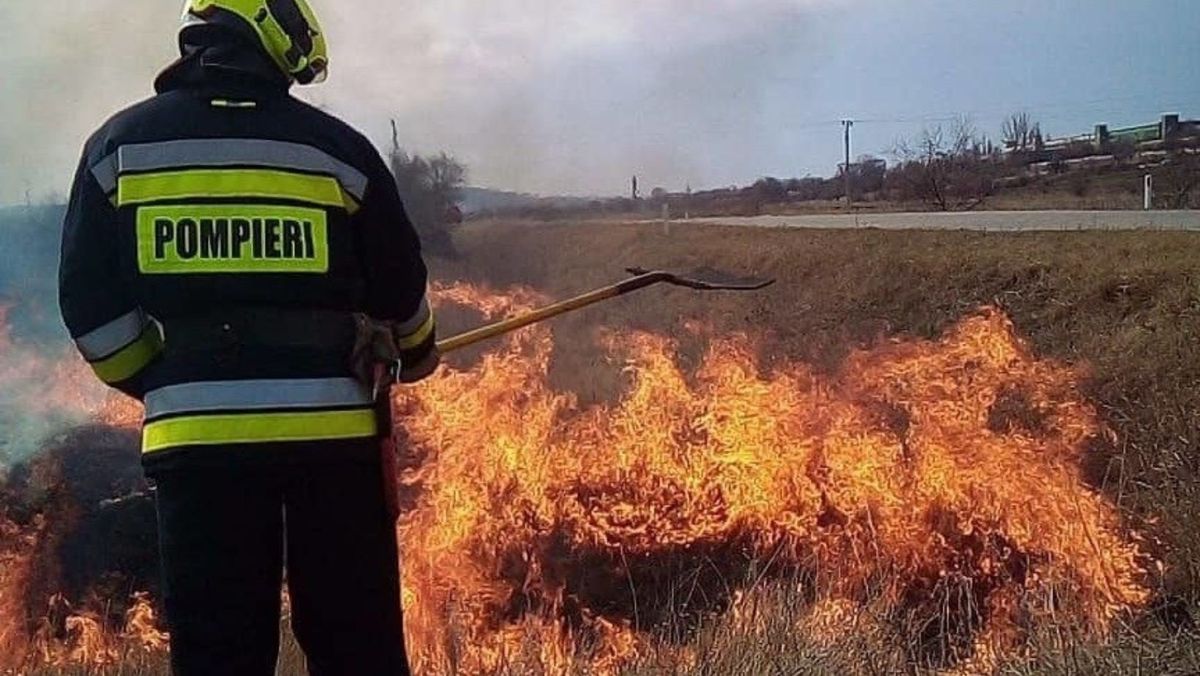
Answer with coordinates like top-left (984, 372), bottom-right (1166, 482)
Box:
top-left (1002, 112), bottom-right (1042, 153)
top-left (888, 117), bottom-right (999, 211)
top-left (1155, 153), bottom-right (1200, 209)
top-left (848, 155), bottom-right (887, 196)
top-left (427, 153), bottom-right (467, 204)
top-left (950, 116), bottom-right (979, 156)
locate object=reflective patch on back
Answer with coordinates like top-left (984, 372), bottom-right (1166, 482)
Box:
top-left (211, 98), bottom-right (258, 108)
top-left (136, 204), bottom-right (329, 275)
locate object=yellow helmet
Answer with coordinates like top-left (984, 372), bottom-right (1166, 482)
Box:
top-left (181, 0), bottom-right (329, 85)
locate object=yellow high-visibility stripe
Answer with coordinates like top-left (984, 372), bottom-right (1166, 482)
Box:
top-left (396, 313), bottom-right (435, 350)
top-left (118, 169), bottom-right (360, 213)
top-left (142, 409), bottom-right (378, 454)
top-left (90, 324), bottom-right (164, 384)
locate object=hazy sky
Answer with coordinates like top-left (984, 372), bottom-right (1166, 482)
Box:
top-left (0, 0), bottom-right (1197, 203)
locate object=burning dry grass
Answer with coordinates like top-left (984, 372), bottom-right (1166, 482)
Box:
top-left (428, 220), bottom-right (1200, 673)
top-left (440, 220), bottom-right (1200, 590)
top-left (393, 282), bottom-right (1150, 674)
top-left (6, 221), bottom-right (1200, 674)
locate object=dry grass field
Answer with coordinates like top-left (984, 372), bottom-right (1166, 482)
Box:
top-left (433, 219), bottom-right (1200, 674)
top-left (21, 218), bottom-right (1200, 675)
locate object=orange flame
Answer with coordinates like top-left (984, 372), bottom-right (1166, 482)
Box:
top-left (0, 284), bottom-right (1155, 673)
top-left (394, 282), bottom-right (1152, 673)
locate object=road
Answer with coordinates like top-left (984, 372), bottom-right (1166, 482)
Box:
top-left (683, 210), bottom-right (1200, 232)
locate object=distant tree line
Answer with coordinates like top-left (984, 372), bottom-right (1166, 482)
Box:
top-left (415, 109), bottom-right (1197, 222)
top-left (625, 117), bottom-right (1007, 215)
top-left (477, 115), bottom-right (1015, 217)
top-left (516, 111), bottom-right (1197, 216)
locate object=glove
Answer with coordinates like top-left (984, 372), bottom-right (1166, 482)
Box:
top-left (352, 314), bottom-right (441, 387)
top-left (351, 315), bottom-right (399, 388)
top-left (398, 346), bottom-right (441, 384)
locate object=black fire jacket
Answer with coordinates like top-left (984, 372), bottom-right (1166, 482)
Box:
top-left (59, 38), bottom-right (435, 471)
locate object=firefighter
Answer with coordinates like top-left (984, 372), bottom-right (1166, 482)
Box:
top-left (58, 1), bottom-right (434, 673)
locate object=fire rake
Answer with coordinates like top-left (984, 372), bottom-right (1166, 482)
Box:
top-left (435, 268), bottom-right (775, 354)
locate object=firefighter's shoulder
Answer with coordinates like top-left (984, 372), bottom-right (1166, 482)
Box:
top-left (78, 94), bottom-right (168, 164)
top-left (287, 97), bottom-right (388, 178)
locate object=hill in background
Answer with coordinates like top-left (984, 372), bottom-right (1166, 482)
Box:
top-left (459, 187), bottom-right (599, 216)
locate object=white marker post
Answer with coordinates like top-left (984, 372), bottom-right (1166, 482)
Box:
top-left (1144, 174), bottom-right (1154, 211)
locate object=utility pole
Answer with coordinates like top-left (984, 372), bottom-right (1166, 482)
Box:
top-left (842, 119), bottom-right (854, 210)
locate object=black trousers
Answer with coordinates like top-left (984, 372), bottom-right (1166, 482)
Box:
top-left (152, 445), bottom-right (410, 676)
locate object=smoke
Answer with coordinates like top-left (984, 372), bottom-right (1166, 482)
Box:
top-left (0, 328), bottom-right (105, 470)
top-left (0, 0), bottom-right (841, 451)
top-left (0, 1), bottom-right (845, 203)
top-left (314, 0), bottom-right (840, 194)
top-left (0, 206), bottom-right (66, 338)
top-left (0, 206), bottom-right (107, 467)
top-left (0, 4), bottom-right (180, 206)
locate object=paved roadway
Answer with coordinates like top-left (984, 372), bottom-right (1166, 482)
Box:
top-left (684, 210), bottom-right (1200, 232)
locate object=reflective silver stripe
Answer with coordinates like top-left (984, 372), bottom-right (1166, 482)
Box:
top-left (144, 378), bottom-right (373, 419)
top-left (394, 297), bottom-right (432, 336)
top-left (90, 153), bottom-right (119, 195)
top-left (117, 139), bottom-right (369, 201)
top-left (75, 309), bottom-right (147, 361)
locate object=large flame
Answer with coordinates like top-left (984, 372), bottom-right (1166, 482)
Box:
top-left (0, 304), bottom-right (149, 670)
top-left (0, 284), bottom-right (1154, 673)
top-left (395, 283), bottom-right (1151, 673)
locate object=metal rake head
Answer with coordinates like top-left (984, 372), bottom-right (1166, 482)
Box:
top-left (625, 267), bottom-right (776, 291)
